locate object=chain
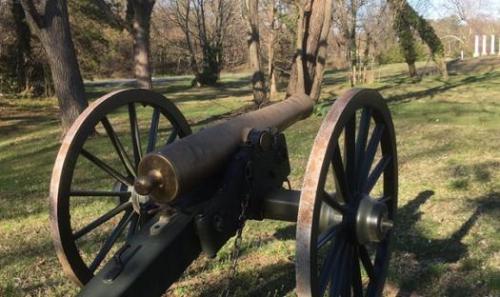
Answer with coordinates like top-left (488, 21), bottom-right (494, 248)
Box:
top-left (221, 161), bottom-right (253, 297)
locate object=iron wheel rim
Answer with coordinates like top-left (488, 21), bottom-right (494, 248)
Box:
top-left (49, 89), bottom-right (191, 286)
top-left (296, 89), bottom-right (398, 297)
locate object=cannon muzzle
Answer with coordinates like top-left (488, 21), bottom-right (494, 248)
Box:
top-left (134, 93), bottom-right (314, 203)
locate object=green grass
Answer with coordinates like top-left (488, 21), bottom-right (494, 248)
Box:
top-left (0, 59), bottom-right (499, 296)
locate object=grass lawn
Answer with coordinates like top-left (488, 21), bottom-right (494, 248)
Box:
top-left (0, 58), bottom-right (499, 297)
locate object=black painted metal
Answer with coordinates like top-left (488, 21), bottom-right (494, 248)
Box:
top-left (78, 213), bottom-right (200, 297)
top-left (195, 129), bottom-right (291, 257)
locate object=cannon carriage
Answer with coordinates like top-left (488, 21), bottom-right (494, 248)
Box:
top-left (49, 88), bottom-right (397, 297)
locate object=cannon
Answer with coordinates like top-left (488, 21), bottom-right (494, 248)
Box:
top-left (49, 87), bottom-right (397, 297)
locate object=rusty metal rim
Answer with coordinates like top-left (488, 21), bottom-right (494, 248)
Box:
top-left (49, 89), bottom-right (191, 286)
top-left (296, 88), bottom-right (398, 297)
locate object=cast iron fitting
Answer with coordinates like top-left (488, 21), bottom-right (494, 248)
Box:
top-left (355, 196), bottom-right (393, 244)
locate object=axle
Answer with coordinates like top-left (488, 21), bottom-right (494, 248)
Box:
top-left (134, 94), bottom-right (313, 204)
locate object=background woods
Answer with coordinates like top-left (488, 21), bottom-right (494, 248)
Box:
top-left (1, 0), bottom-right (500, 124)
top-left (0, 0), bottom-right (500, 111)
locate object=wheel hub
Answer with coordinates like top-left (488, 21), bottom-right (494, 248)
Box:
top-left (130, 186), bottom-right (150, 214)
top-left (318, 201), bottom-right (344, 233)
top-left (355, 195), bottom-right (393, 244)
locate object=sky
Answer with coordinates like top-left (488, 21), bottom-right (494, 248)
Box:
top-left (408, 0), bottom-right (500, 20)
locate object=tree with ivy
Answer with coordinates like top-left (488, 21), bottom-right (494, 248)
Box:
top-left (388, 0), bottom-right (448, 79)
top-left (389, 0), bottom-right (418, 77)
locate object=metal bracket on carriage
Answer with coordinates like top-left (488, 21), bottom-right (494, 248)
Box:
top-left (194, 128), bottom-right (291, 257)
top-left (149, 206), bottom-right (176, 236)
top-left (102, 244), bottom-right (141, 283)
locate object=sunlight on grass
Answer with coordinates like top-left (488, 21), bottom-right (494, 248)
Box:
top-left (0, 60), bottom-right (499, 297)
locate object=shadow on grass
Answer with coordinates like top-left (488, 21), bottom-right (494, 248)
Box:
top-left (273, 224), bottom-right (296, 241)
top-left (234, 190), bottom-right (499, 296)
top-left (85, 75), bottom-right (253, 104)
top-left (198, 261), bottom-right (295, 297)
top-left (0, 113), bottom-right (58, 136)
top-left (392, 190), bottom-right (500, 296)
top-left (384, 71), bottom-right (500, 104)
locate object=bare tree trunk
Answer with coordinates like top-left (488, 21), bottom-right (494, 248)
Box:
top-left (94, 0), bottom-right (156, 88)
top-left (310, 0), bottom-right (332, 100)
top-left (173, 0), bottom-right (201, 85)
top-left (347, 1), bottom-right (358, 87)
top-left (242, 0), bottom-right (268, 106)
top-left (287, 0), bottom-right (332, 101)
top-left (286, 1), bottom-right (307, 96)
top-left (267, 0), bottom-right (278, 99)
top-left (131, 0), bottom-right (155, 89)
top-left (20, 0), bottom-right (87, 133)
top-left (362, 30), bottom-right (371, 66)
top-left (11, 0), bottom-right (31, 93)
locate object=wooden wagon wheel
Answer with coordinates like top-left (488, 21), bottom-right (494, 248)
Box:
top-left (296, 89), bottom-right (398, 297)
top-left (49, 89), bottom-right (191, 286)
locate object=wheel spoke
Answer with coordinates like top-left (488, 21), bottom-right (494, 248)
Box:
top-left (128, 103), bottom-right (142, 168)
top-left (322, 191), bottom-right (346, 214)
top-left (329, 241), bottom-right (350, 297)
top-left (352, 246), bottom-right (363, 297)
top-left (332, 143), bottom-right (350, 202)
top-left (80, 149), bottom-right (133, 186)
top-left (73, 201), bottom-right (132, 240)
top-left (146, 107), bottom-right (160, 153)
top-left (344, 115), bottom-right (356, 186)
top-left (319, 237), bottom-right (344, 296)
top-left (101, 117), bottom-right (136, 178)
top-left (355, 108), bottom-right (371, 179)
top-left (378, 196), bottom-right (392, 204)
top-left (366, 241), bottom-right (389, 296)
top-left (127, 213), bottom-right (139, 241)
top-left (166, 127), bottom-right (178, 144)
top-left (70, 190), bottom-right (131, 198)
top-left (318, 224), bottom-right (341, 249)
top-left (363, 155), bottom-right (391, 194)
top-left (359, 245), bottom-right (375, 280)
top-left (340, 245), bottom-right (354, 297)
top-left (89, 210), bottom-right (134, 272)
top-left (359, 124), bottom-right (384, 190)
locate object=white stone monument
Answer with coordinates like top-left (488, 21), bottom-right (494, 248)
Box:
top-left (473, 35), bottom-right (480, 57)
top-left (490, 35), bottom-right (496, 55)
top-left (482, 35), bottom-right (488, 55)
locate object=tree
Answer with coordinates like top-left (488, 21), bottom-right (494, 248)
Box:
top-left (389, 0), bottom-right (418, 77)
top-left (20, 0), bottom-right (88, 132)
top-left (241, 0), bottom-right (268, 106)
top-left (336, 0), bottom-right (366, 86)
top-left (11, 1), bottom-right (31, 93)
top-left (388, 0), bottom-right (448, 79)
top-left (171, 0), bottom-right (233, 86)
top-left (286, 0), bottom-right (333, 101)
top-left (95, 0), bottom-right (156, 89)
top-left (266, 0), bottom-right (279, 99)
top-left (129, 0), bottom-right (156, 89)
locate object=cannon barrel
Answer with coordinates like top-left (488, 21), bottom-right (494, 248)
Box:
top-left (134, 93), bottom-right (314, 203)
